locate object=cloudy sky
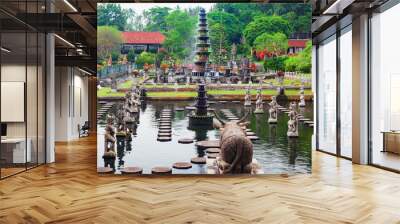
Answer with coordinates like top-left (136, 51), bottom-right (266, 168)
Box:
top-left (119, 3), bottom-right (215, 14)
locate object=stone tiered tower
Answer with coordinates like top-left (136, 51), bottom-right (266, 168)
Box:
top-left (192, 8), bottom-right (210, 77)
top-left (189, 8), bottom-right (213, 129)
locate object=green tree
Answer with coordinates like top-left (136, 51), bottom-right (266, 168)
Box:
top-left (97, 3), bottom-right (134, 31)
top-left (207, 11), bottom-right (241, 44)
top-left (97, 26), bottom-right (122, 62)
top-left (243, 15), bottom-right (291, 46)
top-left (253, 32), bottom-right (288, 56)
top-left (135, 52), bottom-right (156, 69)
top-left (284, 41), bottom-right (311, 73)
top-left (163, 9), bottom-right (196, 60)
top-left (144, 7), bottom-right (171, 32)
top-left (209, 23), bottom-right (229, 64)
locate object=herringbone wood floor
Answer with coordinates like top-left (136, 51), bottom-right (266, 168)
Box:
top-left (1, 135), bottom-right (400, 224)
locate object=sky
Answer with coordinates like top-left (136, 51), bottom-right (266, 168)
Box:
top-left (119, 3), bottom-right (215, 14)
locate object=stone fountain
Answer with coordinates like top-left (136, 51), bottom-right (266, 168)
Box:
top-left (188, 8), bottom-right (214, 129)
top-left (192, 8), bottom-right (210, 79)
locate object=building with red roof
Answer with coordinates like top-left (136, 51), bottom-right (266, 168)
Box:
top-left (287, 39), bottom-right (309, 54)
top-left (121, 32), bottom-right (166, 54)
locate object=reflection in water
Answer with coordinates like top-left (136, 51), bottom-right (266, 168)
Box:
top-left (97, 100), bottom-right (313, 174)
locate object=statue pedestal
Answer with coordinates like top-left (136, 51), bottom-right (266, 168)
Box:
top-left (287, 131), bottom-right (299, 138)
top-left (268, 118), bottom-right (277, 124)
top-left (244, 101), bottom-right (251, 107)
top-left (254, 108), bottom-right (264, 114)
top-left (299, 100), bottom-right (306, 107)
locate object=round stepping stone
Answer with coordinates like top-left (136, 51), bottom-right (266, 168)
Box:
top-left (191, 157), bottom-right (207, 164)
top-left (247, 136), bottom-right (260, 141)
top-left (157, 136), bottom-right (171, 142)
top-left (158, 133), bottom-right (171, 137)
top-left (97, 167), bottom-right (113, 174)
top-left (246, 132), bottom-right (256, 136)
top-left (196, 140), bottom-right (220, 149)
top-left (206, 148), bottom-right (221, 153)
top-left (178, 138), bottom-right (194, 144)
top-left (151, 166), bottom-right (172, 174)
top-left (207, 153), bottom-right (220, 159)
top-left (173, 162), bottom-right (192, 169)
top-left (120, 167), bottom-right (143, 174)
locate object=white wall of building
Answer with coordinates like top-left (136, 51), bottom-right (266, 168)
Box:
top-left (54, 66), bottom-right (89, 141)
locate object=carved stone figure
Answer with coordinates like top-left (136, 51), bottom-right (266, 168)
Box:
top-left (103, 115), bottom-right (116, 169)
top-left (287, 102), bottom-right (299, 137)
top-left (299, 85), bottom-right (306, 107)
top-left (217, 122), bottom-right (254, 174)
top-left (244, 86), bottom-right (251, 107)
top-left (254, 87), bottom-right (264, 114)
top-left (268, 96), bottom-right (279, 124)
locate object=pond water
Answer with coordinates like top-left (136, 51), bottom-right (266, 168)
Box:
top-left (97, 100), bottom-right (313, 174)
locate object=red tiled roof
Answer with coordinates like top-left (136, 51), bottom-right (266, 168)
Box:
top-left (122, 32), bottom-right (165, 45)
top-left (288, 39), bottom-right (308, 48)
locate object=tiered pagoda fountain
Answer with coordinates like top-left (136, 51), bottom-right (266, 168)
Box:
top-left (192, 8), bottom-right (210, 78)
top-left (188, 8), bottom-right (214, 129)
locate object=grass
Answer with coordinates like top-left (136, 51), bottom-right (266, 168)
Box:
top-left (98, 87), bottom-right (312, 98)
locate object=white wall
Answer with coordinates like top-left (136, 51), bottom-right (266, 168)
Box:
top-left (54, 66), bottom-right (89, 141)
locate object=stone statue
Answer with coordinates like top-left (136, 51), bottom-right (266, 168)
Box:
top-left (254, 86), bottom-right (264, 114)
top-left (103, 115), bottom-right (116, 169)
top-left (244, 85), bottom-right (251, 107)
top-left (299, 85), bottom-right (306, 107)
top-left (217, 122), bottom-right (254, 174)
top-left (268, 96), bottom-right (279, 124)
top-left (287, 102), bottom-right (299, 137)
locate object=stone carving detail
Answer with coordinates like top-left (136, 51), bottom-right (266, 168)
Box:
top-left (268, 96), bottom-right (279, 124)
top-left (287, 102), bottom-right (299, 137)
top-left (217, 122), bottom-right (254, 174)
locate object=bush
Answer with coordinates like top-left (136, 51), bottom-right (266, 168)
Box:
top-left (127, 49), bottom-right (136, 62)
top-left (135, 52), bottom-right (156, 69)
top-left (264, 56), bottom-right (287, 72)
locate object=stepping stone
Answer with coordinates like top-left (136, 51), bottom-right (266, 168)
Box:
top-left (158, 129), bottom-right (172, 133)
top-left (151, 166), bottom-right (172, 174)
top-left (159, 122), bottom-right (171, 125)
top-left (159, 124), bottom-right (171, 127)
top-left (158, 133), bottom-right (171, 137)
top-left (207, 108), bottom-right (215, 112)
top-left (175, 108), bottom-right (184, 111)
top-left (185, 106), bottom-right (196, 110)
top-left (97, 167), bottom-right (113, 174)
top-left (173, 162), bottom-right (193, 169)
top-left (246, 129), bottom-right (252, 132)
top-left (206, 148), bottom-right (221, 153)
top-left (233, 101), bottom-right (241, 103)
top-left (207, 153), bottom-right (220, 159)
top-left (196, 140), bottom-right (220, 149)
top-left (299, 118), bottom-right (310, 122)
top-left (178, 138), bottom-right (194, 144)
top-left (157, 136), bottom-right (172, 142)
top-left (246, 132), bottom-right (256, 136)
top-left (120, 167), bottom-right (143, 174)
top-left (191, 157), bottom-right (207, 164)
top-left (247, 136), bottom-right (260, 141)
top-left (159, 126), bottom-right (171, 130)
top-left (208, 101), bottom-right (215, 105)
top-left (219, 101), bottom-right (227, 103)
